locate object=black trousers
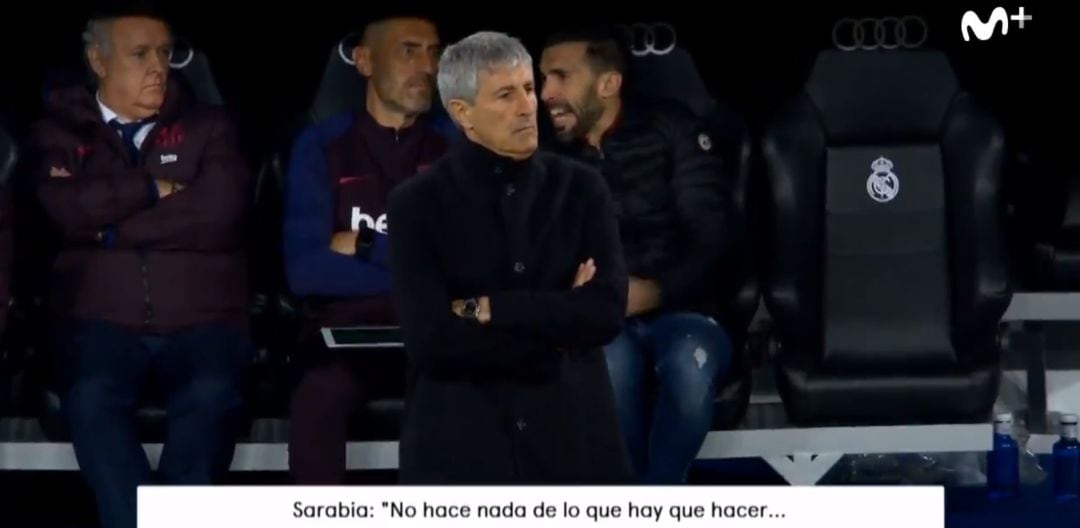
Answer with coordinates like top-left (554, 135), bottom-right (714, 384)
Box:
top-left (55, 319), bottom-right (252, 528)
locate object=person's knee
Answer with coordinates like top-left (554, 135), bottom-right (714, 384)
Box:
top-left (655, 314), bottom-right (732, 375)
top-left (653, 316), bottom-right (733, 413)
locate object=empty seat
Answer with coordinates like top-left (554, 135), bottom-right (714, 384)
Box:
top-left (761, 49), bottom-right (1011, 425)
top-left (1014, 150), bottom-right (1080, 290)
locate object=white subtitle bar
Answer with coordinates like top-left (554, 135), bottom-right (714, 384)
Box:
top-left (138, 485), bottom-right (943, 527)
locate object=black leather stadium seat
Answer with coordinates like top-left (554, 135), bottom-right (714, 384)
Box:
top-left (627, 46), bottom-right (758, 429)
top-left (0, 124), bottom-right (15, 417)
top-left (626, 48), bottom-right (716, 119)
top-left (1018, 153), bottom-right (1080, 290)
top-left (170, 39), bottom-right (223, 106)
top-left (308, 34), bottom-right (367, 125)
top-left (0, 125), bottom-right (15, 186)
top-left (761, 49), bottom-right (1011, 425)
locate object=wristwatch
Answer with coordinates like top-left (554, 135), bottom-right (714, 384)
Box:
top-left (461, 298), bottom-right (480, 321)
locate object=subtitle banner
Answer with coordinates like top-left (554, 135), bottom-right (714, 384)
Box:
top-left (138, 485), bottom-right (943, 527)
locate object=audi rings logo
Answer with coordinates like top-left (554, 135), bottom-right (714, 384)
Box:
top-left (832, 17), bottom-right (929, 51)
top-left (627, 23), bottom-right (677, 57)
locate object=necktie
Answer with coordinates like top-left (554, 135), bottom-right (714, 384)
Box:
top-left (108, 118), bottom-right (154, 165)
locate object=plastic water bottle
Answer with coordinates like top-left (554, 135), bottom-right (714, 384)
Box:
top-left (1053, 414), bottom-right (1080, 502)
top-left (987, 412), bottom-right (1020, 500)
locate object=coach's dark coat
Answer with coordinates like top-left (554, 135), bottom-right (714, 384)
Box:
top-left (387, 139), bottom-right (632, 483)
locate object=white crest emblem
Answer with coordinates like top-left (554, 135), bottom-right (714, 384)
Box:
top-left (697, 133), bottom-right (712, 152)
top-left (866, 156), bottom-right (899, 203)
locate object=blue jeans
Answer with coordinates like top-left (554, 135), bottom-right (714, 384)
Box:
top-left (56, 320), bottom-right (252, 528)
top-left (604, 312), bottom-right (732, 483)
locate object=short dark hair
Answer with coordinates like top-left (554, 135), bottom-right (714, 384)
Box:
top-left (544, 25), bottom-right (629, 75)
top-left (360, 14), bottom-right (437, 47)
top-left (359, 3), bottom-right (439, 42)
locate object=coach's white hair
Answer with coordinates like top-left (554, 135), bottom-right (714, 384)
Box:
top-left (436, 31), bottom-right (532, 109)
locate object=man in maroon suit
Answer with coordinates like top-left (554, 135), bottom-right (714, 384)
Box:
top-left (30, 8), bottom-right (252, 528)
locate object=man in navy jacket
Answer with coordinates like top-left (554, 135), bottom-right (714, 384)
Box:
top-left (540, 26), bottom-right (733, 484)
top-left (283, 14), bottom-right (447, 484)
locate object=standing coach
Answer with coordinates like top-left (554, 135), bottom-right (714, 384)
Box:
top-left (387, 31), bottom-right (631, 483)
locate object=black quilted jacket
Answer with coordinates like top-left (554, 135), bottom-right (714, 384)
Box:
top-left (554, 102), bottom-right (733, 311)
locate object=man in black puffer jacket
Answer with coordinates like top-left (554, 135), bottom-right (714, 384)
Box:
top-left (540, 25), bottom-right (734, 484)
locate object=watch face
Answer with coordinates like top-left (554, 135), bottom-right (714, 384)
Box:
top-left (464, 298), bottom-right (479, 317)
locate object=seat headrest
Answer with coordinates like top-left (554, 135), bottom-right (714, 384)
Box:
top-left (306, 34), bottom-right (454, 130)
top-left (805, 50), bottom-right (959, 143)
top-left (309, 34), bottom-right (367, 124)
top-left (170, 38), bottom-right (223, 106)
top-left (627, 47), bottom-right (716, 118)
top-left (1060, 165), bottom-right (1080, 232)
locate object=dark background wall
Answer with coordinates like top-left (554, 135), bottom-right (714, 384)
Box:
top-left (0, 0), bottom-right (1072, 161)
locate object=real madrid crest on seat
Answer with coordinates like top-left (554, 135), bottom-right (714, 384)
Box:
top-left (760, 41), bottom-right (1009, 426)
top-left (867, 156), bottom-right (899, 203)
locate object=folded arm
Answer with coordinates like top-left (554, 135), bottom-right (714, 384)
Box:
top-left (486, 180), bottom-right (628, 348)
top-left (283, 126), bottom-right (392, 296)
top-left (33, 125), bottom-right (156, 245)
top-left (110, 115), bottom-right (251, 252)
top-left (388, 184), bottom-right (551, 376)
